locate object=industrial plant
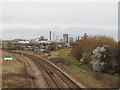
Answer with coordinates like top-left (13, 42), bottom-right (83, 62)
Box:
top-left (1, 31), bottom-right (88, 52)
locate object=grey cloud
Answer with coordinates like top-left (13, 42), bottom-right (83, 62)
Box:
top-left (1, 2), bottom-right (118, 40)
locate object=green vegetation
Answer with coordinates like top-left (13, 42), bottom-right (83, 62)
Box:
top-left (56, 49), bottom-right (90, 72)
top-left (112, 74), bottom-right (120, 77)
top-left (50, 36), bottom-right (119, 88)
top-left (7, 46), bottom-right (23, 50)
top-left (71, 35), bottom-right (119, 74)
top-left (50, 48), bottom-right (119, 88)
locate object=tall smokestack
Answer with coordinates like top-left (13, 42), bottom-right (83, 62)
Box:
top-left (50, 31), bottom-right (51, 41)
top-left (78, 36), bottom-right (79, 40)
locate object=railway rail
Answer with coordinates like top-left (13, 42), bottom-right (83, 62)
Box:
top-left (12, 51), bottom-right (86, 89)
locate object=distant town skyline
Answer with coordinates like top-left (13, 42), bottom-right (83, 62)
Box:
top-left (0, 2), bottom-right (118, 41)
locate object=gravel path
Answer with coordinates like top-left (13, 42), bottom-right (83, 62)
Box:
top-left (15, 54), bottom-right (48, 88)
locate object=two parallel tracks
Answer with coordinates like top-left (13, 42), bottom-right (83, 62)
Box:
top-left (14, 52), bottom-right (85, 89)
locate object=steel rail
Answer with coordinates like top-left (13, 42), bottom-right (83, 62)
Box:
top-left (12, 51), bottom-right (85, 89)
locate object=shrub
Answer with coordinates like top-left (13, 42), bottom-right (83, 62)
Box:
top-left (90, 46), bottom-right (106, 72)
top-left (72, 35), bottom-right (119, 74)
top-left (72, 35), bottom-right (117, 64)
top-left (80, 52), bottom-right (92, 64)
top-left (90, 45), bottom-right (119, 73)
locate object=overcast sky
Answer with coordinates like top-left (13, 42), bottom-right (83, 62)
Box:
top-left (0, 2), bottom-right (118, 40)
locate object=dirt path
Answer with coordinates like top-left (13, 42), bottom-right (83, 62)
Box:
top-left (15, 54), bottom-right (48, 88)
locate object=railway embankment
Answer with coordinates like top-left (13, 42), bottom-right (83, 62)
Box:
top-left (2, 51), bottom-right (34, 88)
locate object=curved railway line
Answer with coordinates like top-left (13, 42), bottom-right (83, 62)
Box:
top-left (13, 51), bottom-right (86, 89)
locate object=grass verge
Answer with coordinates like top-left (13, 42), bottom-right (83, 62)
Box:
top-left (2, 51), bottom-right (34, 88)
top-left (56, 48), bottom-right (90, 72)
top-left (50, 48), bottom-right (119, 88)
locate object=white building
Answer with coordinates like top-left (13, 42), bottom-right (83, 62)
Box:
top-left (19, 40), bottom-right (30, 44)
top-left (37, 40), bottom-right (51, 44)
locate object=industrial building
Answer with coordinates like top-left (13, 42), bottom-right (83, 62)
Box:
top-left (63, 34), bottom-right (69, 42)
top-left (69, 37), bottom-right (74, 44)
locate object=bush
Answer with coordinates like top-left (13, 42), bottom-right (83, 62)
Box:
top-left (72, 35), bottom-right (119, 74)
top-left (90, 46), bottom-right (106, 72)
top-left (80, 52), bottom-right (91, 64)
top-left (90, 45), bottom-right (119, 74)
top-left (72, 35), bottom-right (117, 63)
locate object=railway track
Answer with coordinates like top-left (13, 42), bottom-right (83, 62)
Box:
top-left (13, 51), bottom-right (86, 89)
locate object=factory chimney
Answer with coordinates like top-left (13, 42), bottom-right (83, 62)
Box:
top-left (78, 36), bottom-right (80, 40)
top-left (50, 31), bottom-right (51, 41)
